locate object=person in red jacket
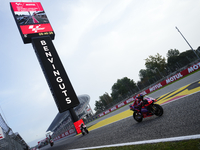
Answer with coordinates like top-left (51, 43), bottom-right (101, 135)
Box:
top-left (131, 94), bottom-right (144, 114)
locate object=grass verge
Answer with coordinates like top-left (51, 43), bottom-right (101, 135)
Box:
top-left (92, 139), bottom-right (200, 150)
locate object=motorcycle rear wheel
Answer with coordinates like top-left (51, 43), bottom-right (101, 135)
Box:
top-left (85, 129), bottom-right (89, 134)
top-left (133, 112), bottom-right (143, 122)
top-left (82, 131), bottom-right (85, 135)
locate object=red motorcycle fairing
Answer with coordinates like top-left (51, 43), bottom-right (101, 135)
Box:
top-left (143, 97), bottom-right (157, 106)
top-left (133, 106), bottom-right (153, 118)
top-left (130, 97), bottom-right (157, 118)
top-left (130, 96), bottom-right (163, 122)
top-left (141, 107), bottom-right (153, 118)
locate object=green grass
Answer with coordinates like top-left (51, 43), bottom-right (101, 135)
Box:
top-left (92, 139), bottom-right (200, 150)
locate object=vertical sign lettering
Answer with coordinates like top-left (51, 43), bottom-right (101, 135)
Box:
top-left (32, 36), bottom-right (80, 113)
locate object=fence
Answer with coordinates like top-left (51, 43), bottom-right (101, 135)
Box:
top-left (0, 113), bottom-right (28, 150)
top-left (84, 56), bottom-right (200, 124)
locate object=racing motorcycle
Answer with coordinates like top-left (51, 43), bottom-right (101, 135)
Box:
top-left (49, 139), bottom-right (54, 147)
top-left (80, 124), bottom-right (89, 135)
top-left (130, 96), bottom-right (163, 122)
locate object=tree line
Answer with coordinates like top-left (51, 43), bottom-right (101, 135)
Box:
top-left (94, 47), bottom-right (200, 114)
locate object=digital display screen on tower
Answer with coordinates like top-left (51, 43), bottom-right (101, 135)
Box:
top-left (10, 2), bottom-right (55, 44)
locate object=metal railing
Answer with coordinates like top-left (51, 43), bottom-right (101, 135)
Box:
top-left (85, 57), bottom-right (200, 124)
top-left (0, 114), bottom-right (28, 150)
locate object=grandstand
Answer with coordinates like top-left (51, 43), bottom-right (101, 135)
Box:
top-left (0, 113), bottom-right (29, 150)
top-left (46, 94), bottom-right (93, 138)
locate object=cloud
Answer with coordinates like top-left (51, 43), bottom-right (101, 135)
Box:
top-left (1, 0), bottom-right (200, 147)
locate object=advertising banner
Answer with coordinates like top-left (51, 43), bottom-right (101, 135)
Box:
top-left (32, 36), bottom-right (80, 113)
top-left (98, 61), bottom-right (200, 117)
top-left (10, 2), bottom-right (55, 44)
top-left (73, 119), bottom-right (84, 134)
top-left (54, 128), bottom-right (75, 141)
top-left (142, 61), bottom-right (200, 95)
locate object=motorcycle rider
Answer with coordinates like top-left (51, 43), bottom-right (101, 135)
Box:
top-left (80, 123), bottom-right (84, 130)
top-left (131, 94), bottom-right (144, 115)
top-left (80, 123), bottom-right (88, 134)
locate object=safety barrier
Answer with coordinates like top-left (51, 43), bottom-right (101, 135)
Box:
top-left (0, 114), bottom-right (28, 150)
top-left (85, 60), bottom-right (200, 122)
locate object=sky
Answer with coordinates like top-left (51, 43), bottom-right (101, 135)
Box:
top-left (0, 0), bottom-right (200, 147)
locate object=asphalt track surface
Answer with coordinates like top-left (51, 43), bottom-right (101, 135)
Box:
top-left (86, 70), bottom-right (200, 127)
top-left (41, 72), bottom-right (200, 150)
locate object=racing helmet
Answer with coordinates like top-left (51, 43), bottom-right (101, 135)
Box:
top-left (136, 94), bottom-right (143, 100)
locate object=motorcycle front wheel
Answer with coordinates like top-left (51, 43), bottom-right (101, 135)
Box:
top-left (152, 104), bottom-right (163, 116)
top-left (133, 112), bottom-right (143, 122)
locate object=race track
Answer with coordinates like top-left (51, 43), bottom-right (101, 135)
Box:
top-left (41, 79), bottom-right (200, 150)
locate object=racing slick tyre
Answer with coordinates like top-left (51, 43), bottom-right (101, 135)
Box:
top-left (153, 104), bottom-right (163, 116)
top-left (82, 131), bottom-right (85, 135)
top-left (133, 112), bottom-right (143, 122)
top-left (85, 129), bottom-right (89, 134)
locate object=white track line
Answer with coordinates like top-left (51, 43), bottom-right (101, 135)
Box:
top-left (71, 84), bottom-right (200, 149)
top-left (70, 134), bottom-right (200, 150)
